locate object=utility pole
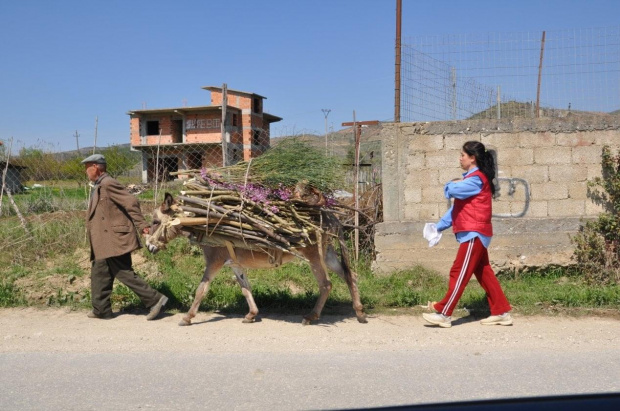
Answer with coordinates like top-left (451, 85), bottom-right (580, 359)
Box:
top-left (321, 109), bottom-right (331, 154)
top-left (342, 116), bottom-right (379, 261)
top-left (93, 116), bottom-right (98, 154)
top-left (394, 0), bottom-right (402, 122)
top-left (221, 83), bottom-right (228, 166)
top-left (74, 130), bottom-right (81, 155)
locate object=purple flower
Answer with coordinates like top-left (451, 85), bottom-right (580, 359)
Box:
top-left (195, 170), bottom-right (333, 215)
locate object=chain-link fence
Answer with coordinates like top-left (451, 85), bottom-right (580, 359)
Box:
top-left (402, 26), bottom-right (620, 121)
top-left (1, 127), bottom-right (383, 220)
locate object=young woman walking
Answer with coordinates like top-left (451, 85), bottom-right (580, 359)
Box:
top-left (423, 141), bottom-right (512, 328)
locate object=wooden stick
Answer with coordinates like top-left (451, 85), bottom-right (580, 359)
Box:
top-left (6, 188), bottom-right (30, 235)
top-left (170, 217), bottom-right (221, 226)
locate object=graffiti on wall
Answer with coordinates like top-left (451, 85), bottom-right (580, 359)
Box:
top-left (186, 119), bottom-right (220, 130)
top-left (493, 177), bottom-right (530, 218)
top-left (444, 177), bottom-right (531, 219)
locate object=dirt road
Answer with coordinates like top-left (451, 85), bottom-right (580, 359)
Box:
top-left (1, 307), bottom-right (618, 354)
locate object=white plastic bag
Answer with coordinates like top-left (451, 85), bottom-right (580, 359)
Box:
top-left (423, 223), bottom-right (442, 247)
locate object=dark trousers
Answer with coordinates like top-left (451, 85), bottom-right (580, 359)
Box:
top-left (90, 252), bottom-right (161, 316)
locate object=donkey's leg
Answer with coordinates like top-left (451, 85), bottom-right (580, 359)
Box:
top-left (301, 246), bottom-right (332, 325)
top-left (231, 266), bottom-right (259, 323)
top-left (325, 245), bottom-right (367, 323)
top-left (179, 247), bottom-right (224, 326)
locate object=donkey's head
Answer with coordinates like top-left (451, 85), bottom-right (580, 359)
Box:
top-left (146, 192), bottom-right (184, 253)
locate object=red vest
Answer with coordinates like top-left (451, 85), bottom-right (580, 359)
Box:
top-left (452, 170), bottom-right (493, 236)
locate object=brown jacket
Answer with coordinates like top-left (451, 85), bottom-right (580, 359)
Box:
top-left (86, 174), bottom-right (149, 261)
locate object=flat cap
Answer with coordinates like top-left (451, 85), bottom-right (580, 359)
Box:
top-left (81, 154), bottom-right (106, 164)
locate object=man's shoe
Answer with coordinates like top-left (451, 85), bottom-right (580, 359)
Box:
top-left (146, 295), bottom-right (168, 321)
top-left (480, 312), bottom-right (513, 326)
top-left (87, 311), bottom-right (113, 319)
top-left (422, 312), bottom-right (452, 328)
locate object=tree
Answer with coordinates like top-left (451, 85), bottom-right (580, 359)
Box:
top-left (100, 145), bottom-right (141, 177)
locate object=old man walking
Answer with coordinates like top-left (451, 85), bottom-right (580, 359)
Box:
top-left (82, 153), bottom-right (168, 320)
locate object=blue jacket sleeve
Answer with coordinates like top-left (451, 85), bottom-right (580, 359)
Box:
top-left (444, 176), bottom-right (483, 200)
top-left (436, 206), bottom-right (453, 232)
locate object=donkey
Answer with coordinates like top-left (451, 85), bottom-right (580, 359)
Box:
top-left (146, 193), bottom-right (367, 326)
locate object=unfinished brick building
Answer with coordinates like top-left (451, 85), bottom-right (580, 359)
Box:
top-left (128, 86), bottom-right (282, 183)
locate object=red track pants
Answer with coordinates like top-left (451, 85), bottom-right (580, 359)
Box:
top-left (433, 237), bottom-right (511, 317)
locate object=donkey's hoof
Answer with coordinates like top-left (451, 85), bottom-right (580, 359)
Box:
top-left (357, 314), bottom-right (368, 324)
top-left (302, 313), bottom-right (319, 325)
top-left (242, 317), bottom-right (256, 323)
top-left (178, 319), bottom-right (192, 326)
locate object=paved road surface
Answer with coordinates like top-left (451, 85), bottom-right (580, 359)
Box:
top-left (1, 308), bottom-right (619, 410)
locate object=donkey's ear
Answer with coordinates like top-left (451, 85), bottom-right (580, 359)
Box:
top-left (162, 192), bottom-right (175, 212)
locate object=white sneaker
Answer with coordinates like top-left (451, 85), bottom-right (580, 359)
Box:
top-left (480, 312), bottom-right (513, 326)
top-left (422, 312), bottom-right (452, 328)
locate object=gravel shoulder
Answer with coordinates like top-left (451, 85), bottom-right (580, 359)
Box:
top-left (1, 307), bottom-right (619, 354)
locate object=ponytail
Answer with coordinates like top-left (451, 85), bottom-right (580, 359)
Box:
top-left (462, 141), bottom-right (497, 196)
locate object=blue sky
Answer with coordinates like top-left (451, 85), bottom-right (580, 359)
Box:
top-left (1, 0), bottom-right (619, 153)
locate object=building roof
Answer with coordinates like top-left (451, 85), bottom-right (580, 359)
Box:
top-left (0, 161), bottom-right (27, 169)
top-left (131, 142), bottom-right (220, 150)
top-left (127, 106), bottom-right (224, 116)
top-left (202, 86), bottom-right (267, 100)
top-left (127, 105), bottom-right (282, 123)
top-left (263, 113), bottom-right (283, 122)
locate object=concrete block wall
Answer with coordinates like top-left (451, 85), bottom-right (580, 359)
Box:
top-left (374, 117), bottom-right (620, 275)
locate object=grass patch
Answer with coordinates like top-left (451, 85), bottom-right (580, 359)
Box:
top-left (1, 216), bottom-right (619, 318)
top-left (2, 184), bottom-right (90, 215)
top-left (0, 282), bottom-right (27, 307)
top-left (498, 268), bottom-right (620, 316)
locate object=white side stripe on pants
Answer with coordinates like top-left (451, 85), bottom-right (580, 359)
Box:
top-left (442, 239), bottom-right (474, 316)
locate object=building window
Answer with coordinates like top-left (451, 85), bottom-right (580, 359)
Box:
top-left (232, 148), bottom-right (241, 163)
top-left (146, 120), bottom-right (160, 135)
top-left (253, 98), bottom-right (262, 114)
top-left (187, 152), bottom-right (203, 170)
top-left (232, 113), bottom-right (238, 127)
top-left (252, 130), bottom-right (261, 146)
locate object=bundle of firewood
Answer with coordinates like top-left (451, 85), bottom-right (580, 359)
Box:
top-left (165, 140), bottom-right (349, 256)
top-left (169, 174), bottom-right (340, 257)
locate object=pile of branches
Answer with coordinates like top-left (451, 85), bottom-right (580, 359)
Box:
top-left (169, 140), bottom-right (347, 258)
top-left (208, 138), bottom-right (345, 193)
top-left (338, 184), bottom-right (383, 258)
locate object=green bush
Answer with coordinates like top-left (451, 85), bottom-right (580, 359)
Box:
top-left (572, 146), bottom-right (620, 285)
